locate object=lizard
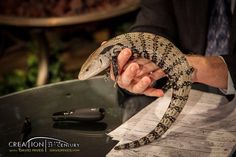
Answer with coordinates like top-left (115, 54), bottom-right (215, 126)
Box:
top-left (78, 32), bottom-right (194, 150)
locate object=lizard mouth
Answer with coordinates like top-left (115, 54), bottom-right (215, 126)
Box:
top-left (78, 67), bottom-right (105, 80)
top-left (78, 74), bottom-right (86, 80)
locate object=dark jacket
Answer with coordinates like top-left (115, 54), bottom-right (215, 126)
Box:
top-left (130, 0), bottom-right (236, 86)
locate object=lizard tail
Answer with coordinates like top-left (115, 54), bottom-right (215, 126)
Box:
top-left (114, 80), bottom-right (192, 150)
top-left (114, 129), bottom-right (161, 150)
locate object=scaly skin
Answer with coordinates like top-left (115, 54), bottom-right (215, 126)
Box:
top-left (78, 32), bottom-right (193, 150)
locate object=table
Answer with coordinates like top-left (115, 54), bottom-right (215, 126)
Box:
top-left (0, 77), bottom-right (235, 157)
top-left (0, 76), bottom-right (153, 157)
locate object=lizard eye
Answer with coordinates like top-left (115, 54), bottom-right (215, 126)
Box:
top-left (85, 68), bottom-right (89, 72)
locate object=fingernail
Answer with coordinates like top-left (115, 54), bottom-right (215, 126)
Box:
top-left (123, 48), bottom-right (131, 56)
top-left (131, 66), bottom-right (137, 72)
top-left (136, 70), bottom-right (141, 76)
top-left (142, 76), bottom-right (151, 85)
top-left (131, 63), bottom-right (139, 72)
top-left (122, 77), bottom-right (130, 85)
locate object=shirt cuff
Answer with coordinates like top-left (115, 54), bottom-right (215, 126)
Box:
top-left (220, 71), bottom-right (236, 95)
top-left (218, 56), bottom-right (236, 95)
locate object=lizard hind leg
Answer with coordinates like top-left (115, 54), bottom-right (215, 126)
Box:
top-left (104, 69), bottom-right (110, 82)
top-left (161, 79), bottom-right (173, 93)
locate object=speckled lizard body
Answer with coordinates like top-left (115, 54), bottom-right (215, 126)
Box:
top-left (78, 32), bottom-right (194, 150)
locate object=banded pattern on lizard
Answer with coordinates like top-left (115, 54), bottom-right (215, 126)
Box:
top-left (78, 32), bottom-right (193, 150)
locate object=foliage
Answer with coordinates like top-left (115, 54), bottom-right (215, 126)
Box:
top-left (0, 39), bottom-right (73, 96)
top-left (0, 15), bottom-right (135, 96)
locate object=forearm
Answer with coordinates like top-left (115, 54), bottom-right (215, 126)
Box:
top-left (186, 55), bottom-right (228, 89)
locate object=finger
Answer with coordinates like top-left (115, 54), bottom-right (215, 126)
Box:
top-left (119, 63), bottom-right (139, 87)
top-left (125, 58), bottom-right (159, 77)
top-left (132, 58), bottom-right (150, 65)
top-left (143, 88), bottom-right (164, 97)
top-left (149, 69), bottom-right (166, 80)
top-left (136, 62), bottom-right (159, 77)
top-left (110, 48), bottom-right (132, 81)
top-left (132, 76), bottom-right (152, 93)
top-left (101, 41), bottom-right (107, 45)
top-left (117, 48), bottom-right (132, 72)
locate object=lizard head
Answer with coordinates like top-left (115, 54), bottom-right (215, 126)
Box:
top-left (78, 47), bottom-right (112, 80)
top-left (78, 42), bottom-right (125, 80)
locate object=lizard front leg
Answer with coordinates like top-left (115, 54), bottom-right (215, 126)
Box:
top-left (111, 55), bottom-right (119, 88)
top-left (111, 48), bottom-right (122, 87)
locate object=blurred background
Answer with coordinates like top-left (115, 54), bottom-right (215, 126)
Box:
top-left (0, 0), bottom-right (140, 96)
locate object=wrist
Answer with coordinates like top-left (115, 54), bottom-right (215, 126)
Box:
top-left (185, 55), bottom-right (205, 83)
top-left (185, 55), bottom-right (228, 89)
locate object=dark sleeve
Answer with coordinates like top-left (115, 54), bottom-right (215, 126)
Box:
top-left (222, 54), bottom-right (236, 87)
top-left (129, 0), bottom-right (210, 54)
top-left (129, 0), bottom-right (178, 44)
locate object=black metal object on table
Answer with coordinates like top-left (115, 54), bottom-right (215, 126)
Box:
top-left (0, 76), bottom-right (154, 157)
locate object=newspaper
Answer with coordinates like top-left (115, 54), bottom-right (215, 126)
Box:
top-left (107, 89), bottom-right (236, 157)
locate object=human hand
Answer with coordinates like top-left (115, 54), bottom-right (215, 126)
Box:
top-left (105, 38), bottom-right (228, 96)
top-left (110, 48), bottom-right (166, 97)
